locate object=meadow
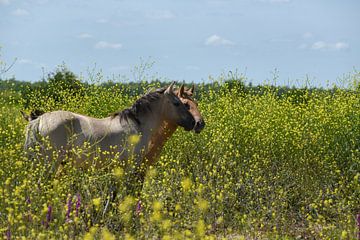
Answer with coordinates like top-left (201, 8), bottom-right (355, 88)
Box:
top-left (0, 68), bottom-right (359, 239)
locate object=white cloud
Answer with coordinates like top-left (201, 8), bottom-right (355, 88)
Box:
top-left (11, 8), bottom-right (29, 16)
top-left (146, 10), bottom-right (175, 20)
top-left (77, 33), bottom-right (93, 39)
top-left (205, 34), bottom-right (235, 46)
top-left (0, 0), bottom-right (10, 5)
top-left (311, 41), bottom-right (349, 51)
top-left (302, 32), bottom-right (313, 39)
top-left (94, 41), bottom-right (122, 49)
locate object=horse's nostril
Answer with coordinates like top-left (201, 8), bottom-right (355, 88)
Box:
top-left (194, 120), bottom-right (201, 128)
top-left (198, 120), bottom-right (204, 126)
top-left (193, 120), bottom-right (205, 133)
top-left (192, 119), bottom-right (196, 127)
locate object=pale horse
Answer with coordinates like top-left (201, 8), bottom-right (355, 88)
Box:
top-left (22, 82), bottom-right (205, 195)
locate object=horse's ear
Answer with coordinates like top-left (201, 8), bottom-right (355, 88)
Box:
top-left (178, 84), bottom-right (185, 97)
top-left (165, 81), bottom-right (175, 94)
top-left (189, 83), bottom-right (195, 95)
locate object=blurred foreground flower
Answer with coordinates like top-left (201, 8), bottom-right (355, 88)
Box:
top-left (101, 227), bottom-right (115, 240)
top-left (128, 134), bottom-right (140, 145)
top-left (92, 197), bottom-right (101, 211)
top-left (181, 177), bottom-right (192, 192)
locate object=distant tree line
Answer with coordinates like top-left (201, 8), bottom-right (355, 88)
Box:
top-left (1, 67), bottom-right (359, 108)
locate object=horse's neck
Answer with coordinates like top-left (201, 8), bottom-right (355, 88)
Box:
top-left (145, 121), bottom-right (177, 166)
top-left (134, 102), bottom-right (166, 159)
top-left (133, 98), bottom-right (177, 165)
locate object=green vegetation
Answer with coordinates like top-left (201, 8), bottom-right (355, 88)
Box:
top-left (0, 67), bottom-right (359, 239)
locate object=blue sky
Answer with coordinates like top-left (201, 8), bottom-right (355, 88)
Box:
top-left (1, 0), bottom-right (359, 86)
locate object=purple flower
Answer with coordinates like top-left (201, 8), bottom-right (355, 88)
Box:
top-left (75, 193), bottom-right (81, 217)
top-left (6, 228), bottom-right (10, 240)
top-left (136, 200), bottom-right (142, 215)
top-left (66, 195), bottom-right (72, 222)
top-left (46, 205), bottom-right (52, 225)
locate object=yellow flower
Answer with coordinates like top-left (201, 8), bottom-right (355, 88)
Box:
top-left (196, 219), bottom-right (206, 237)
top-left (83, 226), bottom-right (98, 240)
top-left (128, 134), bottom-right (140, 145)
top-left (101, 227), bottom-right (115, 240)
top-left (161, 219), bottom-right (172, 230)
top-left (118, 196), bottom-right (135, 212)
top-left (118, 196), bottom-right (135, 222)
top-left (181, 177), bottom-right (192, 192)
top-left (42, 203), bottom-right (48, 215)
top-left (153, 200), bottom-right (163, 211)
top-left (341, 231), bottom-right (348, 239)
top-left (113, 167), bottom-right (124, 178)
top-left (92, 198), bottom-right (101, 208)
top-left (216, 216), bottom-right (223, 224)
top-left (151, 211), bottom-right (162, 222)
top-left (38, 233), bottom-right (47, 240)
top-left (197, 198), bottom-right (209, 212)
top-left (5, 178), bottom-right (11, 186)
top-left (175, 204), bottom-right (181, 211)
top-left (162, 235), bottom-right (171, 240)
top-left (125, 234), bottom-right (135, 240)
top-left (147, 167), bottom-right (157, 178)
top-left (184, 229), bottom-right (192, 237)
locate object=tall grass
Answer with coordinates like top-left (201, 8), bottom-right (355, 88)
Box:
top-left (0, 75), bottom-right (359, 239)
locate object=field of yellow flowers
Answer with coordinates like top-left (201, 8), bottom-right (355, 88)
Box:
top-left (0, 77), bottom-right (359, 239)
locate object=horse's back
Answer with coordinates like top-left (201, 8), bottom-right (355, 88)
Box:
top-left (24, 110), bottom-right (140, 166)
top-left (36, 110), bottom-right (89, 149)
top-left (36, 110), bottom-right (130, 149)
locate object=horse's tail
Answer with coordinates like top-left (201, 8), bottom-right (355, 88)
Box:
top-left (21, 109), bottom-right (45, 121)
top-left (23, 116), bottom-right (42, 157)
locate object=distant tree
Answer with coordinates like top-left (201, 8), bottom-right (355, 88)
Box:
top-left (352, 70), bottom-right (360, 92)
top-left (45, 66), bottom-right (85, 104)
top-left (21, 66), bottom-right (85, 110)
top-left (221, 70), bottom-right (247, 95)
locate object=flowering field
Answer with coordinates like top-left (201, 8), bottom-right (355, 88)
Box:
top-left (0, 75), bottom-right (359, 239)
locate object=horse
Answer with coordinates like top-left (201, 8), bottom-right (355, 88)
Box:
top-left (22, 82), bottom-right (205, 195)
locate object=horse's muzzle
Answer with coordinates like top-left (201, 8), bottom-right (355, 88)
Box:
top-left (181, 118), bottom-right (196, 131)
top-left (193, 119), bottom-right (205, 133)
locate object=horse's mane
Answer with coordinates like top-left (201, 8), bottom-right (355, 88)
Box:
top-left (110, 87), bottom-right (166, 125)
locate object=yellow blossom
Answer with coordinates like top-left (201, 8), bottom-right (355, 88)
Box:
top-left (181, 177), bottom-right (192, 192)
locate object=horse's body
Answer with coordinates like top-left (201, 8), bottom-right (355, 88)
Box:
top-left (23, 83), bottom-right (205, 193)
top-left (24, 110), bottom-right (140, 165)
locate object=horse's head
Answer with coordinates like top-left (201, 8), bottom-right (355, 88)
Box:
top-left (162, 82), bottom-right (195, 131)
top-left (176, 84), bottom-right (205, 133)
top-left (162, 82), bottom-right (205, 133)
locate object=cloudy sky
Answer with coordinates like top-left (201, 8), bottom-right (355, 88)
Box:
top-left (1, 0), bottom-right (359, 86)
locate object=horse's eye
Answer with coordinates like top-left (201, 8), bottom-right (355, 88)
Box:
top-left (184, 103), bottom-right (190, 110)
top-left (173, 101), bottom-right (180, 106)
